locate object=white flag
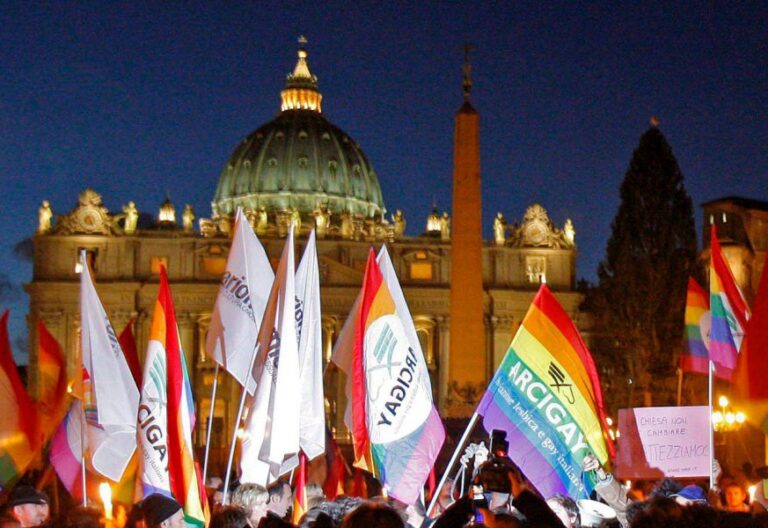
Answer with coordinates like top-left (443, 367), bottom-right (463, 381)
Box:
top-left (280, 230), bottom-right (325, 474)
top-left (79, 253), bottom-right (139, 481)
top-left (331, 246), bottom-right (434, 429)
top-left (377, 246), bottom-right (434, 397)
top-left (240, 228), bottom-right (300, 485)
top-left (206, 208), bottom-right (274, 393)
top-left (137, 340), bottom-right (171, 496)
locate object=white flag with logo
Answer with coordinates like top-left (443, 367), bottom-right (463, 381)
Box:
top-left (331, 245), bottom-right (434, 427)
top-left (137, 341), bottom-right (171, 496)
top-left (240, 228), bottom-right (300, 485)
top-left (206, 208), bottom-right (274, 393)
top-left (377, 246), bottom-right (434, 396)
top-left (79, 253), bottom-right (139, 481)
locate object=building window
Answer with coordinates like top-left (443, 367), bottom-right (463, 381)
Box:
top-left (525, 256), bottom-right (547, 284)
top-left (75, 248), bottom-right (98, 274)
top-left (201, 256), bottom-right (226, 276)
top-left (151, 256), bottom-right (168, 275)
top-left (410, 262), bottom-right (433, 280)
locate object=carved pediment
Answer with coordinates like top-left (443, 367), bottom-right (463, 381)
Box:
top-left (508, 204), bottom-right (575, 249)
top-left (54, 189), bottom-right (114, 236)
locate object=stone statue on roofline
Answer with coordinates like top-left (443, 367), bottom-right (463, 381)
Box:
top-left (38, 200), bottom-right (53, 234)
top-left (440, 212), bottom-right (451, 240)
top-left (123, 201), bottom-right (138, 234)
top-left (392, 209), bottom-right (406, 238)
top-left (183, 204), bottom-right (195, 233)
top-left (313, 206), bottom-right (330, 239)
top-left (493, 212), bottom-right (506, 246)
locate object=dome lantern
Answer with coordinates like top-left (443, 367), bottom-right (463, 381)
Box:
top-left (280, 36), bottom-right (323, 113)
top-left (158, 197), bottom-right (177, 225)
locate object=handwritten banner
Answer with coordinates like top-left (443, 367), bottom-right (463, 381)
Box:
top-left (615, 406), bottom-right (710, 479)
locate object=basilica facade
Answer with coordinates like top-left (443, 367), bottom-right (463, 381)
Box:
top-left (26, 42), bottom-right (582, 472)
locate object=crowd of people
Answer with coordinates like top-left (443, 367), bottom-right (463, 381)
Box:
top-left (2, 454), bottom-right (768, 528)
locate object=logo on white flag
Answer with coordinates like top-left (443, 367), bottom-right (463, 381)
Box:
top-left (365, 315), bottom-right (431, 443)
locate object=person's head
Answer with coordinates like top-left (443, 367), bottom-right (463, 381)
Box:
top-left (267, 481), bottom-right (293, 519)
top-left (125, 499), bottom-right (146, 528)
top-left (232, 483), bottom-right (270, 525)
top-left (142, 494), bottom-right (184, 528)
top-left (724, 482), bottom-right (747, 509)
top-left (209, 506), bottom-right (252, 528)
top-left (61, 506), bottom-right (102, 528)
top-left (340, 502), bottom-right (404, 528)
top-left (6, 485), bottom-right (49, 527)
top-left (305, 483), bottom-right (326, 511)
top-left (546, 494), bottom-right (580, 528)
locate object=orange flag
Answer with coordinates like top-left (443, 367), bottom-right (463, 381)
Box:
top-left (734, 255), bottom-right (768, 426)
top-left (292, 452), bottom-right (308, 525)
top-left (118, 319), bottom-right (141, 388)
top-left (36, 320), bottom-right (69, 441)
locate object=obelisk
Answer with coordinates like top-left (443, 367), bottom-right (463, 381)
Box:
top-left (447, 45), bottom-right (486, 417)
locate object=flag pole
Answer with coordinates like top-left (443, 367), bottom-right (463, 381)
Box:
top-left (79, 402), bottom-right (87, 507)
top-left (222, 342), bottom-right (260, 505)
top-left (426, 412), bottom-right (479, 517)
top-left (202, 363), bottom-right (220, 485)
top-left (676, 367), bottom-right (683, 406)
top-left (708, 360), bottom-right (715, 490)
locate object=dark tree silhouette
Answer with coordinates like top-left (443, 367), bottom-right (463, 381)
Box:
top-left (593, 125), bottom-right (698, 408)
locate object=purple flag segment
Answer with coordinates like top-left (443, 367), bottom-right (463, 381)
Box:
top-left (371, 407), bottom-right (445, 504)
top-left (478, 349), bottom-right (598, 500)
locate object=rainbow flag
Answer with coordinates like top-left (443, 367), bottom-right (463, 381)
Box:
top-left (153, 266), bottom-right (206, 526)
top-left (348, 250), bottom-right (445, 504)
top-left (709, 227), bottom-right (750, 381)
top-left (477, 285), bottom-right (613, 500)
top-left (0, 311), bottom-right (39, 488)
top-left (680, 278), bottom-right (711, 376)
top-left (37, 320), bottom-right (70, 441)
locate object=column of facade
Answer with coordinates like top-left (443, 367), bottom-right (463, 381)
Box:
top-left (435, 315), bottom-right (450, 412)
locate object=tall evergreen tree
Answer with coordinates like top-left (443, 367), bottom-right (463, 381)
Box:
top-left (594, 125), bottom-right (698, 408)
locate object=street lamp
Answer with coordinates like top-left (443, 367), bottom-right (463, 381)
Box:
top-left (712, 395), bottom-right (746, 432)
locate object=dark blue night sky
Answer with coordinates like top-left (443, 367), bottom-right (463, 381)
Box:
top-left (1, 2), bottom-right (766, 361)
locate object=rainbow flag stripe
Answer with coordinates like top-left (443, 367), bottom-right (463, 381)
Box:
top-left (0, 311), bottom-right (38, 487)
top-left (709, 227), bottom-right (750, 381)
top-left (478, 286), bottom-right (612, 499)
top-left (680, 278), bottom-right (710, 375)
top-left (155, 267), bottom-right (206, 526)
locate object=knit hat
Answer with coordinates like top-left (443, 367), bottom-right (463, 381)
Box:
top-left (142, 494), bottom-right (182, 526)
top-left (6, 485), bottom-right (48, 508)
top-left (673, 485), bottom-right (707, 503)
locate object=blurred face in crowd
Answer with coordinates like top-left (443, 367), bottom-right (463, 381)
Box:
top-left (725, 485), bottom-right (747, 510)
top-left (11, 503), bottom-right (47, 527)
top-left (161, 508), bottom-right (186, 528)
top-left (269, 482), bottom-right (293, 518)
top-left (546, 498), bottom-right (577, 528)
